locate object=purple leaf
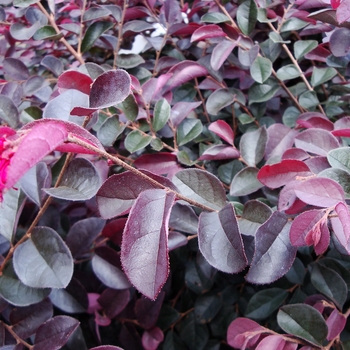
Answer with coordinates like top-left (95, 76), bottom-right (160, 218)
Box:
top-left (168, 231), bottom-right (188, 250)
top-left (246, 211), bottom-right (297, 284)
top-left (208, 120), bottom-right (234, 145)
top-left (6, 122), bottom-right (68, 190)
top-left (135, 292), bottom-right (165, 329)
top-left (331, 201), bottom-right (350, 253)
top-left (41, 55), bottom-right (63, 77)
top-left (289, 209), bottom-right (330, 255)
top-left (170, 101), bottom-right (202, 127)
top-left (57, 70), bottom-right (93, 95)
top-left (98, 289), bottom-right (130, 319)
top-left (3, 58), bottom-right (29, 81)
top-left (161, 61), bottom-right (207, 93)
top-left (257, 159), bottom-right (311, 189)
top-left (294, 129), bottom-right (339, 156)
top-left (89, 69), bottom-right (131, 109)
top-left (32, 316), bottom-right (79, 350)
top-left (164, 0), bottom-right (182, 25)
top-left (198, 203), bottom-right (248, 273)
top-left (211, 39), bottom-right (238, 71)
top-left (256, 335), bottom-right (298, 350)
top-left (296, 116), bottom-right (334, 131)
top-left (121, 189), bottom-right (175, 299)
top-left (265, 124), bottom-right (298, 162)
top-left (282, 148), bottom-right (310, 161)
top-left (198, 144), bottom-right (240, 161)
top-left (240, 127), bottom-right (267, 166)
top-left (90, 347), bottom-right (124, 350)
top-left (134, 153), bottom-right (182, 179)
top-left (0, 95), bottom-right (19, 128)
top-left (337, 0), bottom-right (350, 23)
top-left (191, 24), bottom-right (227, 42)
top-left (227, 317), bottom-right (269, 349)
top-left (142, 327), bottom-right (164, 350)
top-left (96, 169), bottom-right (177, 219)
top-left (326, 308), bottom-right (346, 341)
top-left (294, 178), bottom-right (345, 208)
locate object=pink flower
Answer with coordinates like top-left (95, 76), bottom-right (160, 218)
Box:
top-left (0, 127), bottom-right (17, 202)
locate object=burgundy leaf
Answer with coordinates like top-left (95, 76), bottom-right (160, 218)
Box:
top-left (198, 144), bottom-right (240, 160)
top-left (294, 129), bottom-right (339, 156)
top-left (89, 69), bottom-right (131, 109)
top-left (265, 124), bottom-right (298, 162)
top-left (168, 22), bottom-right (202, 36)
top-left (289, 209), bottom-right (330, 254)
top-left (257, 159), bottom-right (312, 189)
top-left (135, 292), bottom-right (165, 329)
top-left (89, 346), bottom-right (123, 350)
top-left (282, 148), bottom-right (310, 161)
top-left (331, 201), bottom-right (350, 253)
top-left (296, 116), bottom-right (334, 131)
top-left (32, 316), bottom-right (79, 350)
top-left (134, 153), bottom-right (182, 179)
top-left (161, 61), bottom-right (208, 93)
top-left (57, 71), bottom-right (93, 95)
top-left (278, 180), bottom-right (302, 212)
top-left (191, 24), bottom-right (227, 42)
top-left (142, 327), bottom-right (164, 350)
top-left (294, 178), bottom-right (345, 208)
top-left (227, 317), bottom-right (269, 349)
top-left (256, 335), bottom-right (298, 350)
top-left (96, 169), bottom-right (177, 219)
top-left (198, 204), bottom-right (248, 273)
top-left (246, 211), bottom-right (297, 284)
top-left (208, 120), bottom-right (234, 145)
top-left (3, 58), bottom-right (29, 81)
top-left (6, 122), bottom-right (68, 190)
top-left (121, 189), bottom-right (175, 299)
top-left (211, 39), bottom-right (238, 71)
top-left (98, 289), bottom-right (130, 319)
top-left (164, 0), bottom-right (182, 26)
top-left (326, 308), bottom-right (346, 341)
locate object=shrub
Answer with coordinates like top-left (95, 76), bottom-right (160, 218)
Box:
top-left (1, 0), bottom-right (350, 349)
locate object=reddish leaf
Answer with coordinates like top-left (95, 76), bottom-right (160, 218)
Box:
top-left (22, 119), bottom-right (104, 155)
top-left (89, 69), bottom-right (131, 109)
top-left (191, 24), bottom-right (227, 42)
top-left (133, 153), bottom-right (182, 179)
top-left (326, 309), bottom-right (346, 341)
top-left (198, 204), bottom-right (248, 273)
top-left (331, 201), bottom-right (350, 253)
top-left (142, 327), bottom-right (164, 350)
top-left (256, 335), bottom-right (298, 350)
top-left (198, 145), bottom-right (240, 161)
top-left (331, 0), bottom-right (341, 9)
top-left (168, 22), bottom-right (202, 35)
top-left (57, 71), bottom-right (93, 95)
top-left (257, 159), bottom-right (311, 189)
top-left (294, 129), bottom-right (339, 156)
top-left (227, 317), bottom-right (269, 349)
top-left (32, 316), bottom-right (79, 350)
top-left (162, 61), bottom-right (208, 93)
top-left (294, 178), bottom-right (345, 208)
top-left (6, 122), bottom-right (68, 190)
top-left (208, 120), bottom-right (234, 145)
top-left (282, 148), bottom-right (310, 161)
top-left (296, 116), bottom-right (334, 131)
top-left (121, 189), bottom-right (175, 299)
top-left (290, 209), bottom-right (330, 254)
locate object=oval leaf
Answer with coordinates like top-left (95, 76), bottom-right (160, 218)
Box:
top-left (198, 203), bottom-right (248, 273)
top-left (13, 227), bottom-right (73, 289)
top-left (121, 189), bottom-right (176, 299)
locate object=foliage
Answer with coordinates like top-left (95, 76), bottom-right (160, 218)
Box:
top-left (2, 0), bottom-right (350, 349)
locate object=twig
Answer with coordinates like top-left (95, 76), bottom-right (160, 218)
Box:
top-left (67, 134), bottom-right (216, 213)
top-left (113, 0), bottom-right (128, 68)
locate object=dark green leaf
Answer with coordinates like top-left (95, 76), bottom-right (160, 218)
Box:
top-left (328, 147), bottom-right (350, 172)
top-left (311, 263), bottom-right (347, 309)
top-left (276, 64), bottom-right (300, 81)
top-left (153, 98), bottom-right (170, 132)
top-left (117, 54), bottom-right (145, 69)
top-left (118, 94), bottom-right (138, 121)
top-left (230, 167), bottom-right (263, 196)
top-left (250, 57), bottom-right (272, 84)
top-left (237, 0), bottom-right (258, 35)
top-left (280, 18), bottom-right (309, 32)
top-left (33, 26), bottom-right (63, 40)
top-left (206, 89), bottom-right (235, 115)
top-left (245, 288), bottom-right (288, 320)
top-left (294, 40), bottom-right (318, 60)
top-left (201, 12), bottom-right (230, 23)
top-left (277, 304), bottom-right (328, 346)
top-left (13, 0), bottom-right (38, 7)
top-left (195, 294), bottom-right (222, 324)
top-left (125, 130), bottom-right (152, 153)
top-left (311, 67), bottom-right (337, 87)
top-left (0, 95), bottom-right (19, 128)
top-left (97, 117), bottom-right (125, 147)
top-left (81, 21), bottom-right (114, 53)
top-left (248, 82), bottom-right (280, 104)
top-left (299, 91), bottom-right (319, 109)
top-left (176, 119), bottom-right (203, 146)
top-left (239, 126), bottom-right (267, 166)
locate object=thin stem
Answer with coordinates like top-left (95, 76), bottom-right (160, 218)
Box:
top-left (113, 0), bottom-right (128, 69)
top-left (194, 78), bottom-right (210, 123)
top-left (77, 0), bottom-right (88, 56)
top-left (3, 323), bottom-right (33, 349)
top-left (213, 0), bottom-right (239, 30)
top-left (67, 134), bottom-right (216, 213)
top-left (37, 2), bottom-right (84, 65)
